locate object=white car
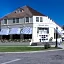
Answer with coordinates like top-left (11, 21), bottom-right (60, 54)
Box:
top-left (53, 38), bottom-right (62, 43)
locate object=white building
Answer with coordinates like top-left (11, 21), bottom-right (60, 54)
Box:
top-left (0, 5), bottom-right (63, 44)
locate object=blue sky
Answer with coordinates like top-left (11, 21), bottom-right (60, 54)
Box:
top-left (0, 0), bottom-right (64, 26)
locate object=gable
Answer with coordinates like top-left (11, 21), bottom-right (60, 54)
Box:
top-left (2, 5), bottom-right (46, 19)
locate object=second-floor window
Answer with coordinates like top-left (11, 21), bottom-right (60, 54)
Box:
top-left (40, 17), bottom-right (43, 22)
top-left (4, 19), bottom-right (7, 24)
top-left (26, 17), bottom-right (29, 22)
top-left (13, 18), bottom-right (19, 23)
top-left (36, 17), bottom-right (39, 22)
top-left (16, 18), bottom-right (19, 23)
top-left (13, 18), bottom-right (15, 23)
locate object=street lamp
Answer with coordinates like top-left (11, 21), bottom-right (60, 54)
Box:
top-left (55, 27), bottom-right (58, 48)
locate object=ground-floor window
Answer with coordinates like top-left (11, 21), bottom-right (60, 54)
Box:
top-left (13, 34), bottom-right (20, 39)
top-left (24, 34), bottom-right (32, 39)
top-left (12, 34), bottom-right (32, 39)
top-left (0, 34), bottom-right (32, 42)
top-left (37, 27), bottom-right (49, 34)
top-left (2, 35), bottom-right (10, 40)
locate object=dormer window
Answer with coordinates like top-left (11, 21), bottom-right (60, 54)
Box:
top-left (22, 9), bottom-right (24, 12)
top-left (17, 9), bottom-right (21, 13)
top-left (15, 9), bottom-right (24, 13)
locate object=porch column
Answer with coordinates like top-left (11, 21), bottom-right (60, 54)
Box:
top-left (20, 34), bottom-right (24, 41)
top-left (0, 35), bottom-right (2, 40)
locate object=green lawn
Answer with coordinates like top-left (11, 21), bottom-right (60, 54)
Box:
top-left (0, 46), bottom-right (60, 52)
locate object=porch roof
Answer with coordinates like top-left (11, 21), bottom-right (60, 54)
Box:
top-left (9, 28), bottom-right (21, 34)
top-left (21, 27), bottom-right (32, 34)
top-left (0, 28), bottom-right (9, 35)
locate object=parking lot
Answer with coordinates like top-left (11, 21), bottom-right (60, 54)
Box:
top-left (0, 50), bottom-right (64, 64)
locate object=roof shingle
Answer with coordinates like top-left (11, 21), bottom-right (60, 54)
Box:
top-left (3, 5), bottom-right (46, 19)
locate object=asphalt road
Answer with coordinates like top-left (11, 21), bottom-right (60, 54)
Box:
top-left (0, 50), bottom-right (64, 64)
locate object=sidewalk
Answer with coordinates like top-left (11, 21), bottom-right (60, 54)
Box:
top-left (28, 45), bottom-right (55, 47)
top-left (58, 43), bottom-right (64, 49)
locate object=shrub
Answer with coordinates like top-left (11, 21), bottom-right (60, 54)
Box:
top-left (49, 37), bottom-right (53, 42)
top-left (44, 42), bottom-right (51, 49)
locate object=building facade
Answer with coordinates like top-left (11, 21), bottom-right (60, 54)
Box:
top-left (0, 5), bottom-right (63, 43)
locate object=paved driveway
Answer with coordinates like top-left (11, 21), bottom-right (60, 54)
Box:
top-left (0, 50), bottom-right (64, 64)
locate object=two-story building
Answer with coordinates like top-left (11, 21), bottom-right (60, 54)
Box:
top-left (0, 5), bottom-right (63, 44)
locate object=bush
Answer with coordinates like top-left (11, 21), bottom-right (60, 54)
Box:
top-left (44, 42), bottom-right (51, 49)
top-left (49, 37), bottom-right (53, 42)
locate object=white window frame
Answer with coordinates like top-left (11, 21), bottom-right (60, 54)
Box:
top-left (13, 18), bottom-right (19, 24)
top-left (4, 19), bottom-right (8, 25)
top-left (25, 17), bottom-right (29, 23)
top-left (13, 18), bottom-right (15, 23)
top-left (16, 18), bottom-right (19, 23)
top-left (36, 17), bottom-right (39, 22)
top-left (40, 17), bottom-right (43, 22)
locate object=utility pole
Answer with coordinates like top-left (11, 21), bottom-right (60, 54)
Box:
top-left (55, 27), bottom-right (58, 48)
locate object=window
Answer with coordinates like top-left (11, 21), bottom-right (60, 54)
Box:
top-left (17, 9), bottom-right (21, 13)
top-left (4, 19), bottom-right (7, 24)
top-left (13, 18), bottom-right (15, 23)
top-left (15, 9), bottom-right (24, 13)
top-left (13, 18), bottom-right (19, 23)
top-left (36, 17), bottom-right (39, 22)
top-left (26, 17), bottom-right (29, 22)
top-left (47, 28), bottom-right (49, 33)
top-left (40, 17), bottom-right (43, 22)
top-left (38, 27), bottom-right (49, 34)
top-left (21, 9), bottom-right (24, 12)
top-left (16, 18), bottom-right (19, 23)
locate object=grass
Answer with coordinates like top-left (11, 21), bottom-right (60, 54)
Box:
top-left (0, 46), bottom-right (60, 52)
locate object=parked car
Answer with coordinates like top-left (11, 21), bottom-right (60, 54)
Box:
top-left (53, 38), bottom-right (62, 44)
